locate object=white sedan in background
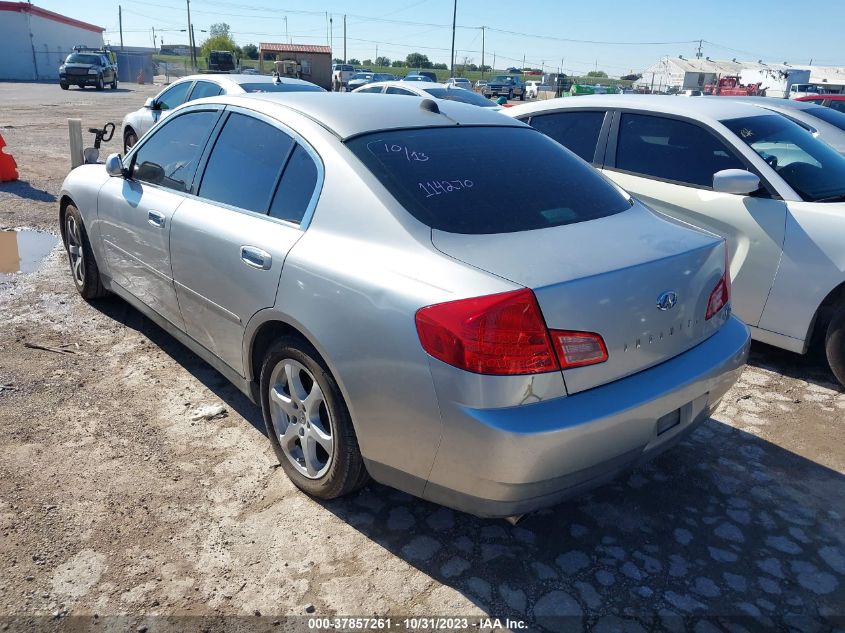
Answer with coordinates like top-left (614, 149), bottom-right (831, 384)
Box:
top-left (444, 77), bottom-right (472, 90)
top-left (351, 81), bottom-right (501, 109)
top-left (507, 95), bottom-right (845, 385)
top-left (121, 74), bottom-right (324, 152)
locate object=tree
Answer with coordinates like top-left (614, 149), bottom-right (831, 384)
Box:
top-left (333, 57), bottom-right (344, 63)
top-left (362, 59), bottom-right (373, 67)
top-left (587, 70), bottom-right (608, 78)
top-left (242, 43), bottom-right (258, 60)
top-left (200, 34), bottom-right (239, 58)
top-left (391, 60), bottom-right (406, 67)
top-left (209, 23), bottom-right (230, 38)
top-left (375, 56), bottom-right (390, 67)
top-left (347, 58), bottom-right (361, 65)
top-left (406, 52), bottom-right (431, 69)
top-left (432, 62), bottom-right (447, 70)
top-left (479, 64), bottom-right (491, 72)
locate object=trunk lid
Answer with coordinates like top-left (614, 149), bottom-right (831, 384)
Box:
top-left (431, 203), bottom-right (728, 393)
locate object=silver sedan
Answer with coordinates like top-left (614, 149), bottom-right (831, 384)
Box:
top-left (59, 93), bottom-right (749, 517)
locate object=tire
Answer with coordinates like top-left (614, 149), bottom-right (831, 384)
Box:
top-left (63, 204), bottom-right (108, 300)
top-left (508, 89), bottom-right (513, 100)
top-left (824, 305), bottom-right (845, 387)
top-left (60, 82), bottom-right (68, 90)
top-left (123, 128), bottom-right (138, 154)
top-left (519, 91), bottom-right (525, 101)
top-left (260, 336), bottom-right (368, 499)
top-left (111, 75), bottom-right (118, 89)
top-left (95, 74), bottom-right (104, 90)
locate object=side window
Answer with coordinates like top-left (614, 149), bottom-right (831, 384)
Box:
top-left (269, 145), bottom-right (319, 224)
top-left (386, 87), bottom-right (414, 96)
top-left (829, 101), bottom-right (845, 113)
top-left (357, 86), bottom-right (383, 94)
top-left (616, 113), bottom-right (744, 187)
top-left (198, 113), bottom-right (295, 213)
top-left (189, 80), bottom-right (223, 100)
top-left (132, 110), bottom-right (219, 193)
top-left (156, 81), bottom-right (192, 110)
top-left (529, 111), bottom-right (606, 163)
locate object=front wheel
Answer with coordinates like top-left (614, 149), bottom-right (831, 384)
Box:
top-left (260, 336), bottom-right (368, 499)
top-left (111, 76), bottom-right (118, 89)
top-left (825, 306), bottom-right (845, 387)
top-left (95, 74), bottom-right (104, 90)
top-left (123, 128), bottom-right (138, 154)
top-left (60, 82), bottom-right (68, 90)
top-left (63, 204), bottom-right (108, 300)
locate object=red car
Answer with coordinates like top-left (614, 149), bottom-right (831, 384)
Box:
top-left (796, 94), bottom-right (845, 113)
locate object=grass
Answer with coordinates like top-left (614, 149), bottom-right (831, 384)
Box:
top-left (152, 53), bottom-right (633, 87)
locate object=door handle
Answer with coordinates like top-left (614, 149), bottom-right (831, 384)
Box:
top-left (147, 210), bottom-right (165, 228)
top-left (240, 246), bottom-right (272, 270)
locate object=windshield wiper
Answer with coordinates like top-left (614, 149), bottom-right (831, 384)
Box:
top-left (814, 193), bottom-right (845, 203)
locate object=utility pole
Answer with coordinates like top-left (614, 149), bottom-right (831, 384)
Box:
top-left (449, 0), bottom-right (457, 75)
top-left (151, 27), bottom-right (156, 51)
top-left (492, 52), bottom-right (495, 73)
top-left (696, 39), bottom-right (703, 59)
top-left (329, 16), bottom-right (333, 55)
top-left (375, 44), bottom-right (378, 64)
top-left (191, 24), bottom-right (196, 69)
top-left (343, 14), bottom-right (346, 63)
top-left (118, 5), bottom-right (124, 50)
top-left (284, 16), bottom-right (289, 44)
top-left (186, 0), bottom-right (194, 70)
top-left (480, 26), bottom-right (485, 79)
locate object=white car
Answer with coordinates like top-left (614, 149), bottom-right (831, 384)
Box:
top-left (444, 77), bottom-right (472, 90)
top-left (351, 81), bottom-right (502, 109)
top-left (525, 81), bottom-right (551, 99)
top-left (506, 95), bottom-right (845, 384)
top-left (121, 74), bottom-right (324, 152)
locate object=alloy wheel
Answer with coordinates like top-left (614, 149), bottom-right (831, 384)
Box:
top-left (65, 215), bottom-right (85, 287)
top-left (268, 359), bottom-right (334, 479)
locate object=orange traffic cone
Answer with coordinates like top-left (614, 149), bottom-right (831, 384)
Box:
top-left (0, 133), bottom-right (18, 182)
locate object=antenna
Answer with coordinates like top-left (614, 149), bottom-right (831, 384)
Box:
top-left (420, 99), bottom-right (440, 114)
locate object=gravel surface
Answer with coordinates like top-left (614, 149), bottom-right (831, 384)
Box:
top-left (1, 82), bottom-right (844, 632)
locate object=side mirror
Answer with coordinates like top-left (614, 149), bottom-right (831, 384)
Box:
top-left (713, 169), bottom-right (761, 195)
top-left (144, 97), bottom-right (155, 109)
top-left (105, 153), bottom-right (124, 177)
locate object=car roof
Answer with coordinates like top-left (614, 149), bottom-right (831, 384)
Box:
top-left (208, 92), bottom-right (524, 139)
top-left (504, 94), bottom-right (777, 123)
top-left (177, 73), bottom-right (316, 88)
top-left (360, 81), bottom-right (449, 92)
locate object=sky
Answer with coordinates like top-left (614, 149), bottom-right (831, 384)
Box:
top-left (35, 0), bottom-right (845, 76)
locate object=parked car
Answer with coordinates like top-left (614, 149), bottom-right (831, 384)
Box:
top-left (796, 94), bottom-right (845, 113)
top-left (725, 96), bottom-right (845, 154)
top-left (402, 73), bottom-right (435, 82)
top-left (121, 74), bottom-right (324, 153)
top-left (789, 83), bottom-right (832, 99)
top-left (482, 75), bottom-right (525, 100)
top-left (525, 81), bottom-right (551, 99)
top-left (475, 80), bottom-right (489, 91)
top-left (352, 81), bottom-right (501, 109)
top-left (331, 63), bottom-right (355, 88)
top-left (444, 77), bottom-right (472, 90)
top-left (346, 72), bottom-right (394, 92)
top-left (59, 49), bottom-right (118, 90)
top-left (58, 92), bottom-right (748, 517)
top-left (507, 95), bottom-right (845, 385)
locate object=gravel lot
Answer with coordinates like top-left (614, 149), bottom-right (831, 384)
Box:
top-left (1, 82), bottom-right (844, 632)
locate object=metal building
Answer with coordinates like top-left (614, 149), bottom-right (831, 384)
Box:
top-left (0, 2), bottom-right (104, 81)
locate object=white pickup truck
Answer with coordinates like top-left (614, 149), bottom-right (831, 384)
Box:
top-left (332, 63), bottom-right (355, 90)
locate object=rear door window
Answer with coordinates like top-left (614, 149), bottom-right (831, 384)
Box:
top-left (528, 111), bottom-right (607, 163)
top-left (386, 87), bottom-right (415, 95)
top-left (189, 80), bottom-right (224, 100)
top-left (615, 113), bottom-right (744, 187)
top-left (347, 126), bottom-right (630, 234)
top-left (269, 145), bottom-right (320, 224)
top-left (198, 113), bottom-right (295, 213)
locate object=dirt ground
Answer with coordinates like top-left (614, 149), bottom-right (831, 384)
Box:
top-left (1, 82), bottom-right (844, 632)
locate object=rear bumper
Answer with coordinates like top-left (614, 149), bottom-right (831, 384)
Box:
top-left (421, 315), bottom-right (750, 517)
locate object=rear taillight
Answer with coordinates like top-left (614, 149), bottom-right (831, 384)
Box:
top-left (705, 241), bottom-right (731, 320)
top-left (415, 289), bottom-right (609, 375)
top-left (415, 289), bottom-right (558, 375)
top-left (549, 330), bottom-right (608, 369)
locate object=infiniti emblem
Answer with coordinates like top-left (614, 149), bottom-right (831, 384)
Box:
top-left (656, 291), bottom-right (678, 311)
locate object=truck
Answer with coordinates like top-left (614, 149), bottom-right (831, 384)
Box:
top-left (481, 75), bottom-right (525, 100)
top-left (704, 75), bottom-right (763, 96)
top-left (739, 67), bottom-right (811, 99)
top-left (206, 50), bottom-right (237, 73)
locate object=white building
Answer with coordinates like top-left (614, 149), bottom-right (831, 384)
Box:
top-left (0, 2), bottom-right (104, 81)
top-left (637, 56), bottom-right (845, 95)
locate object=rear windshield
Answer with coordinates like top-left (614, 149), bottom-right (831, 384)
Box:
top-left (347, 127), bottom-right (630, 234)
top-left (66, 54), bottom-right (100, 65)
top-left (419, 87), bottom-right (496, 107)
top-left (237, 82), bottom-right (325, 93)
top-left (803, 105), bottom-right (845, 132)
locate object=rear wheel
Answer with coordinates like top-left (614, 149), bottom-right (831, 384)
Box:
top-left (123, 128), bottom-right (138, 154)
top-left (63, 204), bottom-right (107, 300)
top-left (824, 305), bottom-right (845, 387)
top-left (260, 336), bottom-right (368, 499)
top-left (60, 82), bottom-right (68, 90)
top-left (111, 75), bottom-right (118, 89)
